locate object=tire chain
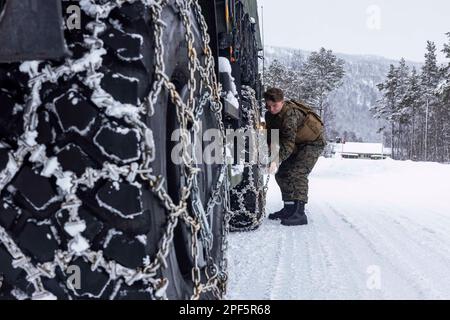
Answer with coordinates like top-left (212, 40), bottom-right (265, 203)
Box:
top-left (0, 0), bottom-right (230, 300)
top-left (228, 86), bottom-right (269, 232)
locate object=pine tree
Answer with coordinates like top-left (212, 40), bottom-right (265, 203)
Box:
top-left (298, 48), bottom-right (345, 136)
top-left (401, 67), bottom-right (422, 159)
top-left (439, 33), bottom-right (450, 161)
top-left (374, 65), bottom-right (397, 119)
top-left (420, 41), bottom-right (441, 161)
top-left (265, 59), bottom-right (288, 89)
top-left (394, 58), bottom-right (410, 159)
top-left (265, 59), bottom-right (301, 100)
top-left (438, 33), bottom-right (450, 100)
top-left (374, 39), bottom-right (450, 162)
top-left (374, 64), bottom-right (399, 156)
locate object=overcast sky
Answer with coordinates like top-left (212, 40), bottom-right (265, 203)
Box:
top-left (258, 0), bottom-right (450, 63)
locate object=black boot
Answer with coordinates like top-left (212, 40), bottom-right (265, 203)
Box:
top-left (268, 201), bottom-right (296, 220)
top-left (281, 201), bottom-right (308, 226)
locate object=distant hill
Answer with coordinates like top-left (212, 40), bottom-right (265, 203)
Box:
top-left (264, 46), bottom-right (422, 142)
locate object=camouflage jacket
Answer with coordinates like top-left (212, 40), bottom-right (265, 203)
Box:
top-left (265, 100), bottom-right (306, 162)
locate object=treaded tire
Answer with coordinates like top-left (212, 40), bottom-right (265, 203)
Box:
top-left (0, 0), bottom-right (225, 300)
top-left (229, 87), bottom-right (266, 232)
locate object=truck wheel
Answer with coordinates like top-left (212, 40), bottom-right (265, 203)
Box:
top-left (0, 0), bottom-right (226, 300)
top-left (229, 86), bottom-right (267, 232)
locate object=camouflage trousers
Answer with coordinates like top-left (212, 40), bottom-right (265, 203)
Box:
top-left (275, 142), bottom-right (325, 203)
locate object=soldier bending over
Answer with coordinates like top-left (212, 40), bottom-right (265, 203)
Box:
top-left (264, 88), bottom-right (326, 226)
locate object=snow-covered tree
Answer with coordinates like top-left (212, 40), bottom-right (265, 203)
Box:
top-left (374, 64), bottom-right (399, 156)
top-left (265, 59), bottom-right (288, 89)
top-left (298, 48), bottom-right (345, 121)
top-left (264, 49), bottom-right (345, 139)
top-left (394, 58), bottom-right (411, 159)
top-left (374, 65), bottom-right (397, 120)
top-left (438, 33), bottom-right (450, 161)
top-left (374, 38), bottom-right (450, 162)
top-left (440, 33), bottom-right (450, 98)
top-left (265, 59), bottom-right (299, 99)
top-left (374, 58), bottom-right (413, 159)
top-left (401, 67), bottom-right (422, 159)
top-left (421, 41), bottom-right (442, 161)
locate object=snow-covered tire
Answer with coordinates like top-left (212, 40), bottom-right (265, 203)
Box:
top-left (229, 165), bottom-right (265, 232)
top-left (229, 87), bottom-right (266, 232)
top-left (0, 0), bottom-right (226, 300)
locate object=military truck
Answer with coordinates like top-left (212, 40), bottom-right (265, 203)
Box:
top-left (0, 0), bottom-right (265, 300)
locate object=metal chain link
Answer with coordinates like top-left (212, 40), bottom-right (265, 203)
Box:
top-left (228, 86), bottom-right (269, 232)
top-left (0, 0), bottom-right (229, 300)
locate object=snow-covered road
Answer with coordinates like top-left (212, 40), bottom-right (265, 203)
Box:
top-left (226, 158), bottom-right (450, 299)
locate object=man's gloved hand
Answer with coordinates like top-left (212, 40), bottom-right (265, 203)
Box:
top-left (268, 161), bottom-right (278, 175)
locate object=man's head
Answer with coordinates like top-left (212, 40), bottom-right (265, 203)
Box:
top-left (264, 88), bottom-right (284, 115)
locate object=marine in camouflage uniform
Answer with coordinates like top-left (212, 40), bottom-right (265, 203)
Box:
top-left (265, 102), bottom-right (326, 202)
top-left (264, 88), bottom-right (326, 226)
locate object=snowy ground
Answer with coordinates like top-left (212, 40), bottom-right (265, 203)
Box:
top-left (226, 157), bottom-right (450, 300)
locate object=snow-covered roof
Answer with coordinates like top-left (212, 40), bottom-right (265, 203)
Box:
top-left (332, 142), bottom-right (391, 155)
top-left (340, 142), bottom-right (388, 155)
top-left (383, 147), bottom-right (392, 155)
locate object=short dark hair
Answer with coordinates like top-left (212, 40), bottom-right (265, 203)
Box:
top-left (264, 88), bottom-right (284, 102)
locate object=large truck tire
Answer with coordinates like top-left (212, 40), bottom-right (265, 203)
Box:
top-left (229, 86), bottom-right (268, 232)
top-left (0, 0), bottom-right (227, 300)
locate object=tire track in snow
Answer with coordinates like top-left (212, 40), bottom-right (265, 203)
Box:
top-left (268, 221), bottom-right (326, 299)
top-left (297, 218), bottom-right (331, 299)
top-left (268, 227), bottom-right (291, 299)
top-left (227, 159), bottom-right (450, 299)
top-left (309, 202), bottom-right (375, 299)
top-left (360, 207), bottom-right (450, 298)
top-left (226, 222), bottom-right (284, 299)
top-left (324, 201), bottom-right (442, 299)
top-left (379, 208), bottom-right (450, 264)
top-left (314, 200), bottom-right (438, 299)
